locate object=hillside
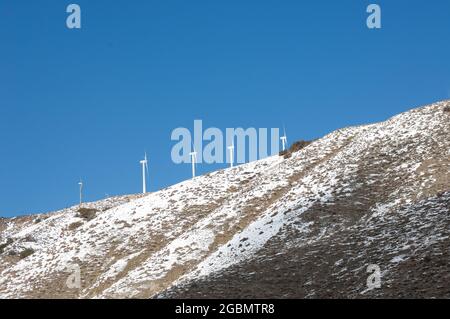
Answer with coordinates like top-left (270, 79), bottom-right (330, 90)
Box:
top-left (0, 100), bottom-right (449, 299)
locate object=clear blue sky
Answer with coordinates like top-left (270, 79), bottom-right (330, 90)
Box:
top-left (1, 1), bottom-right (449, 217)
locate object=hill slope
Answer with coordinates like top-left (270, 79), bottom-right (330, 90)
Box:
top-left (0, 100), bottom-right (449, 298)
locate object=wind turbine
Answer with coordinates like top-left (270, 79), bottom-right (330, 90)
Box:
top-left (280, 126), bottom-right (288, 152)
top-left (189, 149), bottom-right (197, 178)
top-left (78, 179), bottom-right (83, 205)
top-left (139, 152), bottom-right (149, 194)
top-left (227, 143), bottom-right (235, 168)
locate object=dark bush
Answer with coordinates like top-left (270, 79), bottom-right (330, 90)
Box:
top-left (77, 207), bottom-right (98, 221)
top-left (68, 221), bottom-right (83, 230)
top-left (278, 149), bottom-right (289, 157)
top-left (279, 140), bottom-right (312, 159)
top-left (23, 235), bottom-right (36, 242)
top-left (0, 238), bottom-right (13, 255)
top-left (283, 152), bottom-right (292, 159)
top-left (19, 248), bottom-right (35, 259)
top-left (289, 140), bottom-right (312, 153)
top-left (444, 105), bottom-right (450, 113)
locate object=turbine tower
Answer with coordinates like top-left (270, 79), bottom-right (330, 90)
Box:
top-left (139, 153), bottom-right (149, 194)
top-left (280, 126), bottom-right (288, 152)
top-left (78, 179), bottom-right (83, 205)
top-left (189, 150), bottom-right (197, 178)
top-left (228, 143), bottom-right (235, 168)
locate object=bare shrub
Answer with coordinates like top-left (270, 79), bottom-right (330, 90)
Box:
top-left (0, 238), bottom-right (13, 254)
top-left (19, 248), bottom-right (35, 259)
top-left (68, 221), bottom-right (84, 230)
top-left (289, 140), bottom-right (312, 153)
top-left (280, 140), bottom-right (312, 159)
top-left (77, 208), bottom-right (98, 221)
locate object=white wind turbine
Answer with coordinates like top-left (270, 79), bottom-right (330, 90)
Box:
top-left (189, 148), bottom-right (197, 178)
top-left (227, 143), bottom-right (235, 168)
top-left (280, 126), bottom-right (288, 152)
top-left (139, 152), bottom-right (149, 194)
top-left (78, 179), bottom-right (83, 205)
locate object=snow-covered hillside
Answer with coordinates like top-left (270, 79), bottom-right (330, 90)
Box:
top-left (1, 100), bottom-right (449, 298)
